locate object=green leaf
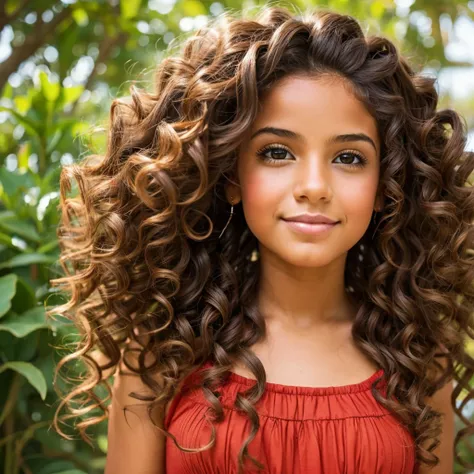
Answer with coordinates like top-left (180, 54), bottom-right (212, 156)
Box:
top-left (37, 240), bottom-right (59, 254)
top-left (0, 307), bottom-right (50, 338)
top-left (29, 88), bottom-right (48, 129)
top-left (121, 0), bottom-right (141, 19)
top-left (39, 71), bottom-right (60, 102)
top-left (0, 331), bottom-right (15, 359)
top-left (0, 253), bottom-right (57, 270)
top-left (11, 276), bottom-right (36, 314)
top-left (0, 232), bottom-right (13, 247)
top-left (13, 331), bottom-right (39, 362)
top-left (182, 0), bottom-right (207, 16)
top-left (0, 104), bottom-right (40, 138)
top-left (72, 7), bottom-right (89, 27)
top-left (17, 142), bottom-right (31, 171)
top-left (56, 27), bottom-right (80, 81)
top-left (46, 129), bottom-right (65, 156)
top-left (0, 361), bottom-right (47, 400)
top-left (97, 434), bottom-right (108, 453)
top-left (370, 0), bottom-right (385, 19)
top-left (34, 354), bottom-right (55, 393)
top-left (0, 130), bottom-right (8, 154)
top-left (61, 85), bottom-right (84, 107)
top-left (13, 96), bottom-right (31, 114)
top-left (41, 165), bottom-right (62, 193)
top-left (2, 81), bottom-right (13, 100)
top-left (0, 167), bottom-right (34, 196)
top-left (0, 274), bottom-right (17, 319)
top-left (45, 117), bottom-right (78, 157)
top-left (0, 212), bottom-right (41, 243)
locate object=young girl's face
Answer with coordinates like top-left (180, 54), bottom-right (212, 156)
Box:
top-left (226, 74), bottom-right (382, 269)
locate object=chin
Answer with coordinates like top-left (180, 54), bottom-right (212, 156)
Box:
top-left (276, 250), bottom-right (340, 269)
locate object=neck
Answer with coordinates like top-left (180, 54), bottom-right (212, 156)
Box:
top-left (256, 247), bottom-right (357, 332)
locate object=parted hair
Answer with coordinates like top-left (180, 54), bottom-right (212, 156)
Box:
top-left (49, 4), bottom-right (474, 472)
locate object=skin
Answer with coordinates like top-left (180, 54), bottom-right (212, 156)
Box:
top-left (227, 74), bottom-right (382, 323)
top-left (224, 74), bottom-right (454, 471)
top-left (224, 73), bottom-right (385, 384)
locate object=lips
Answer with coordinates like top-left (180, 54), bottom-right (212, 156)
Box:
top-left (282, 215), bottom-right (339, 225)
top-left (282, 218), bottom-right (339, 236)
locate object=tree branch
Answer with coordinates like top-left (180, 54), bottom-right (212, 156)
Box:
top-left (0, 6), bottom-right (72, 93)
top-left (65, 31), bottom-right (129, 116)
top-left (65, 0), bottom-right (128, 116)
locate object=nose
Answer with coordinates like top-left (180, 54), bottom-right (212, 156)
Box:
top-left (293, 156), bottom-right (333, 203)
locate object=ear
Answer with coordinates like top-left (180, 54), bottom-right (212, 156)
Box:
top-left (224, 174), bottom-right (242, 205)
top-left (374, 188), bottom-right (384, 212)
top-left (374, 198), bottom-right (382, 212)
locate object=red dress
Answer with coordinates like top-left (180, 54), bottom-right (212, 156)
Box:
top-left (165, 361), bottom-right (418, 473)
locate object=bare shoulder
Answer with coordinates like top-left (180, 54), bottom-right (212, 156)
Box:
top-left (418, 345), bottom-right (455, 474)
top-left (105, 358), bottom-right (168, 474)
top-left (104, 339), bottom-right (189, 474)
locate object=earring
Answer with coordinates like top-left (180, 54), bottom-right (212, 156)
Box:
top-left (218, 199), bottom-right (234, 239)
top-left (250, 248), bottom-right (259, 262)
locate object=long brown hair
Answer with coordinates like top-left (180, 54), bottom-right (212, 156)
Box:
top-left (48, 5), bottom-right (474, 472)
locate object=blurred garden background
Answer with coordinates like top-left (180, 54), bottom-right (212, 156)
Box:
top-left (0, 0), bottom-right (473, 473)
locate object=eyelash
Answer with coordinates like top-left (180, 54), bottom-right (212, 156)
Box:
top-left (256, 144), bottom-right (368, 169)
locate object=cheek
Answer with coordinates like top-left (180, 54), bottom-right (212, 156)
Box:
top-left (242, 174), bottom-right (270, 218)
top-left (239, 166), bottom-right (284, 226)
top-left (339, 176), bottom-right (378, 221)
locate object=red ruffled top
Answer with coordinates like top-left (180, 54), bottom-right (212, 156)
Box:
top-left (165, 361), bottom-right (418, 473)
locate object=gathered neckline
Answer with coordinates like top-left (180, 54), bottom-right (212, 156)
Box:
top-left (223, 367), bottom-right (385, 396)
top-left (185, 358), bottom-right (383, 396)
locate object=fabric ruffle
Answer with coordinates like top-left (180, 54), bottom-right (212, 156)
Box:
top-left (165, 362), bottom-right (417, 474)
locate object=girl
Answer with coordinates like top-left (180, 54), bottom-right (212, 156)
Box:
top-left (49, 5), bottom-right (474, 474)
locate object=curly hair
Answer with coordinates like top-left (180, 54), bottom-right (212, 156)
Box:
top-left (48, 4), bottom-right (474, 472)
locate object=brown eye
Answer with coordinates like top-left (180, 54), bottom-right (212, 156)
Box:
top-left (338, 153), bottom-right (358, 164)
top-left (256, 144), bottom-right (293, 163)
top-left (334, 151), bottom-right (368, 169)
top-left (256, 145), bottom-right (368, 169)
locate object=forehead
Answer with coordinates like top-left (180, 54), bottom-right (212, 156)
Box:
top-left (252, 75), bottom-right (378, 142)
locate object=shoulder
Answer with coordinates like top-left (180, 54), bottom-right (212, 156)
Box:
top-left (424, 343), bottom-right (454, 406)
top-left (418, 379), bottom-right (454, 474)
top-left (418, 344), bottom-right (455, 474)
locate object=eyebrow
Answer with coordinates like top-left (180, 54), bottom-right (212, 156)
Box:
top-left (250, 126), bottom-right (378, 153)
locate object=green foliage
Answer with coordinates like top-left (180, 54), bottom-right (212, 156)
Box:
top-left (0, 10), bottom-right (106, 469)
top-left (0, 0), bottom-right (473, 473)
